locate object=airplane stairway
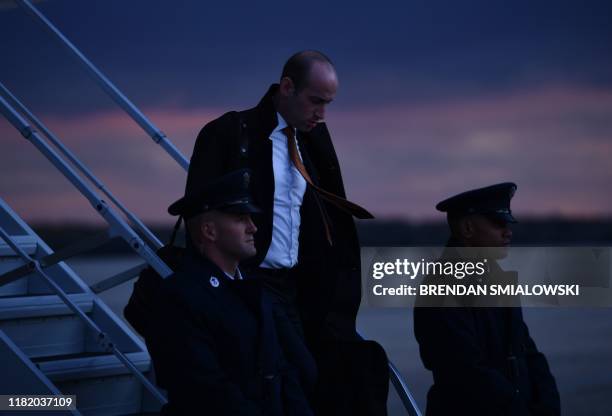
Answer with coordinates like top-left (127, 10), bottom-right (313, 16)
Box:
top-left (0, 198), bottom-right (163, 415)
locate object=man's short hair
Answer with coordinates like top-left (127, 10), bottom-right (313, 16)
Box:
top-left (186, 211), bottom-right (217, 246)
top-left (281, 50), bottom-right (334, 92)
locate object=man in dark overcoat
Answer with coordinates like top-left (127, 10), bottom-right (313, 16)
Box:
top-left (184, 50), bottom-right (389, 415)
top-left (414, 183), bottom-right (561, 416)
top-left (147, 170), bottom-right (313, 415)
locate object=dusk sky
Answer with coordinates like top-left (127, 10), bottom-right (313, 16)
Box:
top-left (1, 0), bottom-right (611, 225)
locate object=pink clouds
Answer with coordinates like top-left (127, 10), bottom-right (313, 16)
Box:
top-left (39, 107), bottom-right (226, 154)
top-left (328, 85), bottom-right (612, 219)
top-left (0, 107), bottom-right (224, 224)
top-left (1, 84), bottom-right (611, 224)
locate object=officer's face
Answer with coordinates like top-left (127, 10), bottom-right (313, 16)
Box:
top-left (280, 61), bottom-right (338, 132)
top-left (214, 212), bottom-right (258, 260)
top-left (464, 215), bottom-right (513, 258)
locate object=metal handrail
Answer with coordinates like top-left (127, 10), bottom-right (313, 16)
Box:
top-left (389, 361), bottom-right (423, 416)
top-left (15, 0), bottom-right (190, 171)
top-left (0, 93), bottom-right (172, 279)
top-left (0, 82), bottom-right (163, 251)
top-left (357, 331), bottom-right (423, 415)
top-left (0, 227), bottom-right (167, 406)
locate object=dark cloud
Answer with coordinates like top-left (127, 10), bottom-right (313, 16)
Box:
top-left (1, 0), bottom-right (611, 115)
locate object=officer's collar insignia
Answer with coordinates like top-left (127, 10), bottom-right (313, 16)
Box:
top-left (210, 276), bottom-right (220, 288)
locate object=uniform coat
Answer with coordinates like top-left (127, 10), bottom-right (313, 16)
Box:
top-left (148, 251), bottom-right (313, 416)
top-left (414, 246), bottom-right (561, 416)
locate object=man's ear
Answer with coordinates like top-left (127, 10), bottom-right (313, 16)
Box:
top-left (201, 221), bottom-right (216, 242)
top-left (279, 76), bottom-right (295, 96)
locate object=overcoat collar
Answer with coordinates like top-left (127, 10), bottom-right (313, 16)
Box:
top-left (182, 250), bottom-right (260, 305)
top-left (255, 84), bottom-right (281, 137)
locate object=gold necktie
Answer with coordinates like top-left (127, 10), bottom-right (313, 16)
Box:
top-left (283, 126), bottom-right (374, 237)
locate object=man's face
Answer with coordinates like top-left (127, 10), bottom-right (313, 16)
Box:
top-left (281, 61), bottom-right (338, 132)
top-left (466, 214), bottom-right (513, 258)
top-left (213, 212), bottom-right (257, 261)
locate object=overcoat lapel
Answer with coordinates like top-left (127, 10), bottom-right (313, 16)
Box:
top-left (245, 96), bottom-right (276, 218)
top-left (182, 253), bottom-right (227, 303)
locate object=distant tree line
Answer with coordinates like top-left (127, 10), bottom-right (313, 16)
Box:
top-left (30, 218), bottom-right (612, 257)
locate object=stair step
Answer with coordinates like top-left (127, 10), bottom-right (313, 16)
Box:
top-left (0, 293), bottom-right (94, 358)
top-left (33, 350), bottom-right (150, 381)
top-left (59, 374), bottom-right (146, 416)
top-left (0, 235), bottom-right (38, 256)
top-left (32, 351), bottom-right (153, 416)
top-left (0, 293), bottom-right (93, 319)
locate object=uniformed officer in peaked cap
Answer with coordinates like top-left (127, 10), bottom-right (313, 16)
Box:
top-left (414, 182), bottom-right (561, 416)
top-left (433, 182), bottom-right (518, 255)
top-left (142, 168), bottom-right (314, 416)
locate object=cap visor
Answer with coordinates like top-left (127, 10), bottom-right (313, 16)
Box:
top-left (168, 198), bottom-right (185, 216)
top-left (492, 212), bottom-right (517, 224)
top-left (222, 203), bottom-right (262, 214)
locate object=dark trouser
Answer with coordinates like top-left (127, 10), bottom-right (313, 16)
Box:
top-left (248, 267), bottom-right (317, 398)
top-left (250, 267), bottom-right (305, 338)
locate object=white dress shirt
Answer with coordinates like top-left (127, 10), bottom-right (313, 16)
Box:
top-left (260, 113), bottom-right (307, 268)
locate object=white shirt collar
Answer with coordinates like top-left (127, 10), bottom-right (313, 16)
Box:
top-left (224, 268), bottom-right (243, 280)
top-left (271, 112), bottom-right (291, 137)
